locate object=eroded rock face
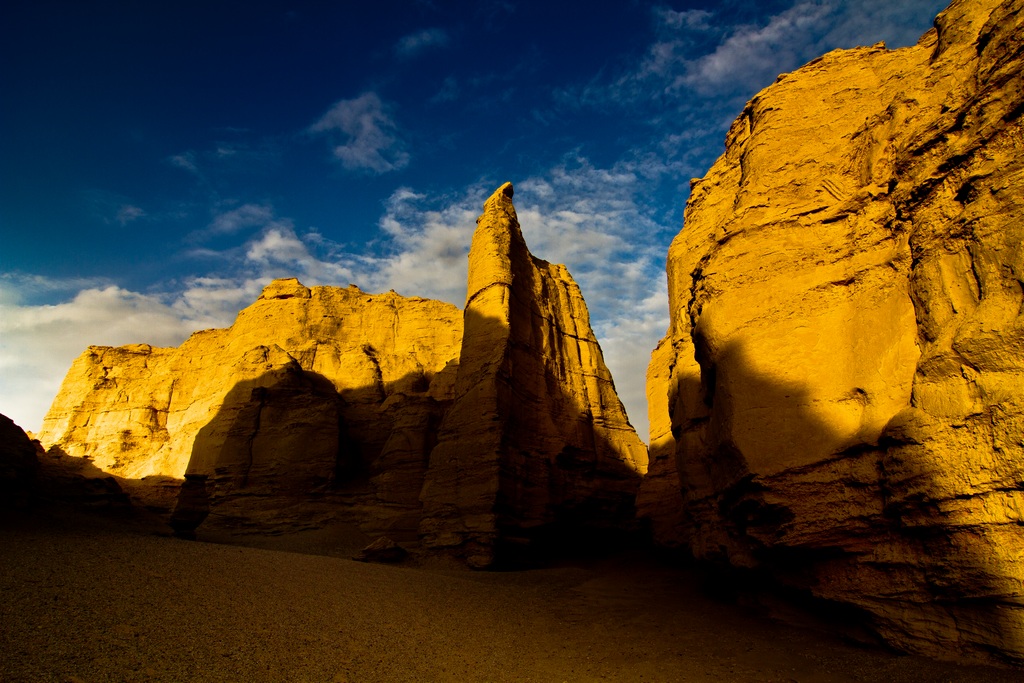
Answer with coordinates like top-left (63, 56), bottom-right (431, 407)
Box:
top-left (39, 282), bottom-right (463, 534)
top-left (640, 0), bottom-right (1024, 665)
top-left (420, 182), bottom-right (648, 567)
top-left (40, 211), bottom-right (647, 556)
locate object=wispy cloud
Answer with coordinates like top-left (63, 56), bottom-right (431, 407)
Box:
top-left (0, 280), bottom-right (231, 433)
top-left (115, 204), bottom-right (146, 226)
top-left (309, 92), bottom-right (410, 173)
top-left (349, 162), bottom-right (673, 438)
top-left (82, 190), bottom-right (150, 228)
top-left (560, 0), bottom-right (944, 110)
top-left (431, 76), bottom-right (460, 104)
top-left (168, 140), bottom-right (280, 181)
top-left (244, 226), bottom-right (355, 285)
top-left (395, 28), bottom-right (450, 59)
top-left (667, 1), bottom-right (833, 97)
top-left (202, 203), bottom-right (277, 239)
top-left (656, 8), bottom-right (713, 32)
top-left (0, 210), bottom-right (354, 433)
top-left (169, 152), bottom-right (200, 174)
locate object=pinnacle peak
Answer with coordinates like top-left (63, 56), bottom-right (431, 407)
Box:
top-left (482, 182), bottom-right (516, 217)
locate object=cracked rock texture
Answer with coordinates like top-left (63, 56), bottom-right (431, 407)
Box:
top-left (420, 182), bottom-right (648, 567)
top-left (38, 281), bottom-right (463, 535)
top-left (639, 0), bottom-right (1024, 665)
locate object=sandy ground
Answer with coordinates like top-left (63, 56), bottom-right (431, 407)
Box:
top-left (1, 511), bottom-right (1018, 683)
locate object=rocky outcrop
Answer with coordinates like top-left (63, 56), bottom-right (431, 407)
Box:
top-left (39, 281), bottom-right (463, 535)
top-left (1, 412), bottom-right (131, 511)
top-left (420, 183), bottom-right (648, 567)
top-left (640, 0), bottom-right (1024, 665)
top-left (39, 200), bottom-right (648, 558)
top-left (0, 413), bottom-right (39, 508)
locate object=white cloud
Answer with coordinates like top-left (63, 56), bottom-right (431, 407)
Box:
top-left (672, 2), bottom-right (833, 96)
top-left (568, 0), bottom-right (944, 108)
top-left (363, 185), bottom-right (483, 303)
top-left (681, 0), bottom-right (947, 96)
top-left (595, 280), bottom-right (669, 437)
top-left (0, 283), bottom-right (228, 433)
top-left (309, 92), bottom-right (410, 173)
top-left (205, 203), bottom-right (277, 237)
top-left (395, 28), bottom-right (450, 58)
top-left (244, 227), bottom-right (356, 285)
top-left (514, 162), bottom-right (671, 440)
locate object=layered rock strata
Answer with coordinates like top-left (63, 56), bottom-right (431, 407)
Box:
top-left (39, 281), bottom-right (463, 534)
top-left (640, 0), bottom-right (1024, 665)
top-left (420, 182), bottom-right (648, 567)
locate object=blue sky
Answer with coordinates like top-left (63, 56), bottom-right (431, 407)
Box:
top-left (0, 0), bottom-right (947, 438)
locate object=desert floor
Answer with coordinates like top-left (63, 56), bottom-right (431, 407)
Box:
top-left (1, 511), bottom-right (1018, 683)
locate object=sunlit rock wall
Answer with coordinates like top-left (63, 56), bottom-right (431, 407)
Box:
top-left (39, 279), bottom-right (463, 532)
top-left (641, 0), bottom-right (1024, 665)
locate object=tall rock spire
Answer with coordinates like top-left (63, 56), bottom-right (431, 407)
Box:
top-left (420, 182), bottom-right (648, 567)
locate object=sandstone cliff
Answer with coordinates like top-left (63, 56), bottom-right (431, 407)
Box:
top-left (420, 183), bottom-right (648, 567)
top-left (640, 0), bottom-right (1024, 665)
top-left (39, 195), bottom-right (647, 558)
top-left (39, 281), bottom-right (463, 535)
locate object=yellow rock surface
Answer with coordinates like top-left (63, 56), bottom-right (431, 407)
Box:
top-left (39, 194), bottom-right (647, 555)
top-left (642, 0), bottom-right (1024, 665)
top-left (38, 281), bottom-right (463, 532)
top-left (420, 183), bottom-right (648, 567)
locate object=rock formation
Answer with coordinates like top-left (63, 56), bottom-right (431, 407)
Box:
top-left (420, 182), bottom-right (648, 567)
top-left (640, 0), bottom-right (1024, 665)
top-left (0, 413), bottom-right (39, 508)
top-left (38, 191), bottom-right (647, 558)
top-left (39, 281), bottom-right (464, 535)
top-left (1, 412), bottom-right (130, 511)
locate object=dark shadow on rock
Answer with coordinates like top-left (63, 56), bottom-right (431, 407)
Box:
top-left (419, 303), bottom-right (649, 570)
top-left (166, 300), bottom-right (651, 571)
top-left (0, 413), bottom-right (40, 510)
top-left (1, 412), bottom-right (190, 537)
top-left (170, 354), bottom-right (454, 551)
top-left (35, 444), bottom-right (133, 512)
top-left (660, 333), bottom-right (1024, 667)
